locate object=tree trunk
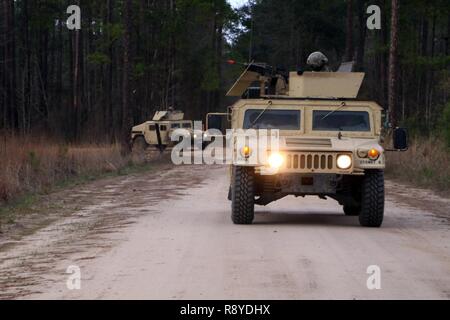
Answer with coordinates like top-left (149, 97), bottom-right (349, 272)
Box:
top-left (73, 29), bottom-right (80, 140)
top-left (379, 11), bottom-right (388, 110)
top-left (122, 0), bottom-right (133, 152)
top-left (345, 0), bottom-right (354, 61)
top-left (56, 12), bottom-right (63, 136)
top-left (388, 0), bottom-right (399, 127)
top-left (10, 0), bottom-right (17, 129)
top-left (106, 0), bottom-right (115, 143)
top-left (355, 0), bottom-right (367, 71)
top-left (1, 0), bottom-right (17, 130)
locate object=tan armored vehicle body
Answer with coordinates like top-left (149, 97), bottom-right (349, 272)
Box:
top-left (131, 110), bottom-right (194, 152)
top-left (227, 63), bottom-right (408, 227)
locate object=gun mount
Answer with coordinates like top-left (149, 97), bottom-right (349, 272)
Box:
top-left (226, 62), bottom-right (364, 100)
top-left (152, 109), bottom-right (185, 121)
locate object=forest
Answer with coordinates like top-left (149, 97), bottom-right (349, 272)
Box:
top-left (0, 0), bottom-right (449, 203)
top-left (1, 0), bottom-right (449, 141)
top-left (0, 0), bottom-right (238, 143)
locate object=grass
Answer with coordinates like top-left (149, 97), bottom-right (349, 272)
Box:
top-left (385, 136), bottom-right (450, 195)
top-left (0, 160), bottom-right (161, 229)
top-left (0, 135), bottom-right (155, 227)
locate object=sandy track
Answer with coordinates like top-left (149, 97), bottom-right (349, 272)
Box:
top-left (0, 165), bottom-right (449, 299)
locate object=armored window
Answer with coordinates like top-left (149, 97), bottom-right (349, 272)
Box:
top-left (182, 123), bottom-right (192, 128)
top-left (160, 125), bottom-right (167, 131)
top-left (243, 109), bottom-right (301, 130)
top-left (312, 111), bottom-right (370, 132)
top-left (149, 124), bottom-right (156, 131)
top-left (171, 123), bottom-right (181, 129)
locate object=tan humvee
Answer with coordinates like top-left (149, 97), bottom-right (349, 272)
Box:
top-left (226, 63), bottom-right (408, 227)
top-left (131, 110), bottom-right (195, 153)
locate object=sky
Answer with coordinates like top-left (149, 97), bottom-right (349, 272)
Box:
top-left (228, 0), bottom-right (248, 8)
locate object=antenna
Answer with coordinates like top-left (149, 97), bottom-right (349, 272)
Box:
top-left (248, 1), bottom-right (254, 63)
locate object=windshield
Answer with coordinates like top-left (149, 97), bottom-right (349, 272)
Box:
top-left (313, 110), bottom-right (370, 132)
top-left (243, 109), bottom-right (301, 130)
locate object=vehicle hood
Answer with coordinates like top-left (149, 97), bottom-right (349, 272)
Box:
top-left (278, 136), bottom-right (383, 153)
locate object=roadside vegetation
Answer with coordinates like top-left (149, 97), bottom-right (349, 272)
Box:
top-left (386, 104), bottom-right (450, 195)
top-left (0, 135), bottom-right (148, 207)
top-left (386, 137), bottom-right (450, 195)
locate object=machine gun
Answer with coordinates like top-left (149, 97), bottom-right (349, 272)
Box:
top-left (226, 60), bottom-right (289, 98)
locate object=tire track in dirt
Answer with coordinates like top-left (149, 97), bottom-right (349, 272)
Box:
top-left (0, 164), bottom-right (214, 299)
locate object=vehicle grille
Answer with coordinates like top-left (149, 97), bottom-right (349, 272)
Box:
top-left (284, 152), bottom-right (352, 173)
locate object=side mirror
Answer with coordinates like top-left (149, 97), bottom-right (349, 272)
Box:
top-left (393, 127), bottom-right (408, 151)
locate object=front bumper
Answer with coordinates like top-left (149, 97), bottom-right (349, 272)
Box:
top-left (254, 151), bottom-right (355, 175)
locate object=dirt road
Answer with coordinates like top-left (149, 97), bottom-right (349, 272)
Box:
top-left (0, 164), bottom-right (449, 299)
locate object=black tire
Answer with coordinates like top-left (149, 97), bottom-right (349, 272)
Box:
top-left (343, 205), bottom-right (360, 216)
top-left (359, 170), bottom-right (384, 227)
top-left (231, 166), bottom-right (255, 224)
top-left (132, 136), bottom-right (147, 154)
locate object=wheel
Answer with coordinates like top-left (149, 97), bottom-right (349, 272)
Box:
top-left (343, 205), bottom-right (360, 216)
top-left (132, 136), bottom-right (148, 154)
top-left (359, 170), bottom-right (384, 227)
top-left (231, 166), bottom-right (255, 224)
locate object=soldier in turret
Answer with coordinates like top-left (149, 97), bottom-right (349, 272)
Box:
top-left (306, 51), bottom-right (331, 72)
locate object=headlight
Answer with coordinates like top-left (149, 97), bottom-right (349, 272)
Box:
top-left (357, 149), bottom-right (368, 158)
top-left (240, 146), bottom-right (252, 158)
top-left (337, 154), bottom-right (352, 169)
top-left (193, 134), bottom-right (198, 139)
top-left (357, 148), bottom-right (381, 160)
top-left (368, 148), bottom-right (380, 160)
top-left (268, 153), bottom-right (284, 169)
